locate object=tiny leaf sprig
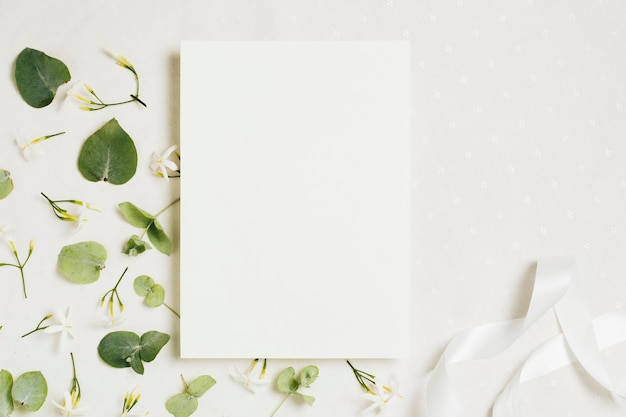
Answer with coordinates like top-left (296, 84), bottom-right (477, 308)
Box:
top-left (119, 197), bottom-right (180, 256)
top-left (0, 239), bottom-right (34, 298)
top-left (100, 267), bottom-right (129, 326)
top-left (271, 365), bottom-right (319, 417)
top-left (133, 275), bottom-right (179, 318)
top-left (166, 374), bottom-right (216, 417)
top-left (70, 49), bottom-right (146, 111)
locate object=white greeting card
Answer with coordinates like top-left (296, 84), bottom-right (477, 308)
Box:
top-left (180, 41), bottom-right (410, 358)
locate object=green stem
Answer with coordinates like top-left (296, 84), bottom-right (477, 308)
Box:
top-left (270, 393), bottom-right (291, 417)
top-left (155, 197), bottom-right (180, 218)
top-left (163, 302), bottom-right (180, 318)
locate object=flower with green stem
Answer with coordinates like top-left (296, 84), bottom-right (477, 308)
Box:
top-left (230, 358), bottom-right (269, 393)
top-left (100, 267), bottom-right (129, 326)
top-left (21, 313), bottom-right (53, 338)
top-left (0, 239), bottom-right (34, 298)
top-left (43, 307), bottom-right (75, 350)
top-left (41, 192), bottom-right (101, 230)
top-left (51, 352), bottom-right (88, 417)
top-left (69, 48), bottom-right (146, 111)
top-left (120, 386), bottom-right (146, 417)
top-left (150, 145), bottom-right (180, 182)
top-left (15, 131), bottom-right (65, 160)
top-left (360, 380), bottom-right (402, 413)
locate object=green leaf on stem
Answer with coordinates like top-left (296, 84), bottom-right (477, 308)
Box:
top-left (118, 202), bottom-right (154, 228)
top-left (58, 241), bottom-right (107, 284)
top-left (78, 118), bottom-right (137, 184)
top-left (122, 235), bottom-right (152, 256)
top-left (97, 330), bottom-right (170, 375)
top-left (276, 367), bottom-right (299, 393)
top-left (166, 393), bottom-right (197, 417)
top-left (15, 48), bottom-right (71, 108)
top-left (185, 375), bottom-right (216, 398)
top-left (133, 275), bottom-right (164, 307)
top-left (146, 220), bottom-right (172, 255)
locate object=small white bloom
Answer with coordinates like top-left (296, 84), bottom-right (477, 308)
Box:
top-left (0, 224), bottom-right (12, 242)
top-left (43, 307), bottom-right (75, 350)
top-left (229, 363), bottom-right (270, 393)
top-left (51, 390), bottom-right (88, 417)
top-left (361, 381), bottom-right (402, 413)
top-left (150, 145), bottom-right (179, 182)
top-left (99, 299), bottom-right (126, 327)
top-left (104, 47), bottom-right (136, 73)
top-left (15, 131), bottom-right (64, 160)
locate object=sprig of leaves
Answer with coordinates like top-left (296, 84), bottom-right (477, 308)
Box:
top-left (133, 275), bottom-right (179, 318)
top-left (166, 375), bottom-right (216, 417)
top-left (97, 330), bottom-right (170, 375)
top-left (0, 370), bottom-right (48, 416)
top-left (0, 240), bottom-right (34, 298)
top-left (119, 198), bottom-right (179, 256)
top-left (270, 366), bottom-right (319, 417)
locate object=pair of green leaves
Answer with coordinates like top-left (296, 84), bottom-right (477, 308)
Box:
top-left (134, 275), bottom-right (165, 307)
top-left (97, 330), bottom-right (170, 375)
top-left (78, 118), bottom-right (138, 185)
top-left (58, 241), bottom-right (107, 284)
top-left (277, 366), bottom-right (319, 406)
top-left (15, 48), bottom-right (70, 108)
top-left (119, 202), bottom-right (172, 255)
top-left (0, 370), bottom-right (47, 417)
top-left (166, 375), bottom-right (216, 417)
top-left (0, 171), bottom-right (13, 200)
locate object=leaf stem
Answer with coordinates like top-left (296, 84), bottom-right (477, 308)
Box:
top-left (162, 302), bottom-right (180, 318)
top-left (270, 393), bottom-right (291, 417)
top-left (155, 197), bottom-right (181, 218)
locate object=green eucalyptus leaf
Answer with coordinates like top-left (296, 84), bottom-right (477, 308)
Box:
top-left (0, 370), bottom-right (13, 417)
top-left (129, 354), bottom-right (144, 375)
top-left (146, 284), bottom-right (165, 307)
top-left (133, 275), bottom-right (155, 296)
top-left (15, 48), bottom-right (71, 108)
top-left (276, 367), bottom-right (299, 393)
top-left (97, 331), bottom-right (141, 368)
top-left (299, 365), bottom-right (319, 388)
top-left (146, 220), bottom-right (172, 255)
top-left (78, 118), bottom-right (137, 185)
top-left (11, 371), bottom-right (47, 411)
top-left (0, 170), bottom-right (13, 200)
top-left (122, 235), bottom-right (151, 256)
top-left (138, 330), bottom-right (170, 362)
top-left (58, 241), bottom-right (107, 284)
top-left (118, 202), bottom-right (154, 228)
top-left (185, 375), bottom-right (216, 398)
top-left (166, 393), bottom-right (198, 417)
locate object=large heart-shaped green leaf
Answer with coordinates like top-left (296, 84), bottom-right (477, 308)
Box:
top-left (11, 371), bottom-right (47, 411)
top-left (58, 241), bottom-right (107, 284)
top-left (15, 48), bottom-right (71, 108)
top-left (0, 170), bottom-right (13, 200)
top-left (166, 393), bottom-right (198, 417)
top-left (78, 118), bottom-right (137, 185)
top-left (0, 370), bottom-right (13, 417)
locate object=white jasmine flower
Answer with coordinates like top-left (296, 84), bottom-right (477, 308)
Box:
top-left (230, 359), bottom-right (269, 393)
top-left (99, 299), bottom-right (126, 327)
top-left (65, 82), bottom-right (100, 111)
top-left (51, 390), bottom-right (88, 417)
top-left (361, 380), bottom-right (402, 413)
top-left (104, 47), bottom-right (136, 73)
top-left (150, 145), bottom-right (179, 182)
top-left (43, 307), bottom-right (75, 350)
top-left (15, 131), bottom-right (65, 160)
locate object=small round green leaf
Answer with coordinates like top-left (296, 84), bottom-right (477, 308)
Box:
top-left (118, 202), bottom-right (154, 228)
top-left (138, 330), bottom-right (170, 362)
top-left (0, 370), bottom-right (14, 417)
top-left (166, 393), bottom-right (198, 417)
top-left (147, 220), bottom-right (172, 255)
top-left (15, 48), bottom-right (71, 108)
top-left (185, 375), bottom-right (216, 398)
top-left (78, 118), bottom-right (138, 185)
top-left (299, 365), bottom-right (319, 388)
top-left (0, 170), bottom-right (13, 200)
top-left (146, 284), bottom-right (165, 307)
top-left (97, 331), bottom-right (141, 368)
top-left (133, 275), bottom-right (155, 296)
top-left (58, 241), bottom-right (107, 284)
top-left (276, 367), bottom-right (299, 393)
top-left (11, 371), bottom-right (47, 411)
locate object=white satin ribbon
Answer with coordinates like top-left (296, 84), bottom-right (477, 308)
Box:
top-left (425, 258), bottom-right (626, 417)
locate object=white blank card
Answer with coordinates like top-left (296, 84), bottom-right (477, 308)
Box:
top-left (180, 41), bottom-right (410, 358)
